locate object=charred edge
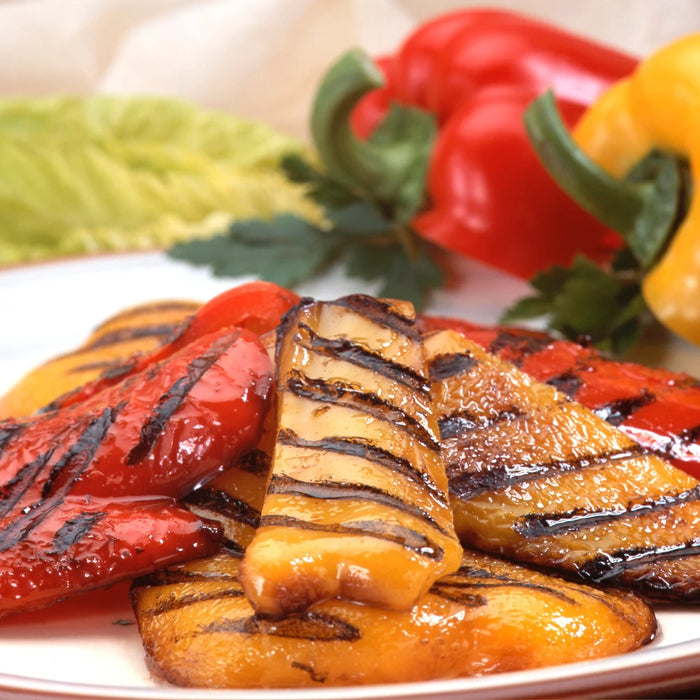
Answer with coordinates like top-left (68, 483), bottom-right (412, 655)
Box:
top-left (277, 428), bottom-right (442, 499)
top-left (220, 538), bottom-right (247, 557)
top-left (200, 610), bottom-right (361, 643)
top-left (593, 392), bottom-right (655, 427)
top-left (437, 565), bottom-right (579, 606)
top-left (578, 537), bottom-right (700, 584)
top-left (0, 405), bottom-right (122, 553)
top-left (546, 371), bottom-right (584, 399)
top-left (183, 486), bottom-right (261, 529)
top-left (275, 297), bottom-right (315, 372)
top-left (286, 371), bottom-right (439, 450)
top-left (0, 421), bottom-right (25, 458)
top-left (516, 485), bottom-right (700, 538)
top-left (678, 421), bottom-right (700, 447)
top-left (259, 513), bottom-right (445, 560)
top-left (447, 444), bottom-right (647, 501)
top-left (427, 351), bottom-right (479, 382)
top-left (488, 330), bottom-right (553, 364)
top-left (268, 473), bottom-right (451, 536)
top-left (125, 331), bottom-right (241, 465)
top-left (90, 301), bottom-right (200, 333)
top-left (237, 448), bottom-right (272, 477)
top-left (299, 324), bottom-right (429, 396)
top-left (438, 406), bottom-right (526, 441)
top-left (141, 588), bottom-right (245, 617)
top-left (48, 510), bottom-right (107, 555)
top-left (331, 294), bottom-right (418, 339)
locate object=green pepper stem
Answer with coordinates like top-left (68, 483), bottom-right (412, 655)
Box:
top-left (524, 91), bottom-right (682, 269)
top-left (310, 49), bottom-right (435, 216)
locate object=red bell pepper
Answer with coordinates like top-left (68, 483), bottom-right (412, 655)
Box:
top-left (0, 327), bottom-right (274, 616)
top-left (349, 9), bottom-right (638, 279)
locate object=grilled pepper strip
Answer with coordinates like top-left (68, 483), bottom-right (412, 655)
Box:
top-left (0, 327), bottom-right (274, 615)
top-left (524, 34), bottom-right (700, 345)
top-left (240, 295), bottom-right (462, 617)
top-left (1, 281), bottom-right (296, 418)
top-left (345, 8), bottom-right (636, 279)
top-left (419, 314), bottom-right (700, 481)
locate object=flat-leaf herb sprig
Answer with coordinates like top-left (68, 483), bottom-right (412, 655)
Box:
top-left (169, 49), bottom-right (445, 310)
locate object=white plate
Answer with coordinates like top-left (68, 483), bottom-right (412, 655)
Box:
top-left (2, 252), bottom-right (700, 700)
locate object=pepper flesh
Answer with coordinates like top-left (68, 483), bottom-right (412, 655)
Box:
top-left (350, 8), bottom-right (637, 279)
top-left (572, 34), bottom-right (700, 345)
top-left (0, 327), bottom-right (274, 616)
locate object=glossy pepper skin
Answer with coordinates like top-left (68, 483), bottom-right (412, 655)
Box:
top-left (419, 314), bottom-right (700, 482)
top-left (351, 9), bottom-right (637, 279)
top-left (0, 327), bottom-right (274, 616)
top-left (570, 34), bottom-right (700, 345)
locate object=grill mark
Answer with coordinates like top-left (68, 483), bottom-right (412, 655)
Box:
top-left (221, 538), bottom-right (247, 557)
top-left (0, 405), bottom-right (121, 552)
top-left (579, 537), bottom-right (700, 584)
top-left (142, 588), bottom-right (245, 617)
top-left (70, 324), bottom-right (181, 354)
top-left (268, 474), bottom-right (450, 536)
top-left (126, 331), bottom-right (241, 465)
top-left (447, 445), bottom-right (647, 500)
top-left (330, 294), bottom-right (418, 339)
top-left (66, 359), bottom-right (135, 376)
top-left (516, 485), bottom-right (700, 538)
top-left (487, 331), bottom-right (553, 364)
top-left (135, 568), bottom-right (239, 588)
top-left (48, 510), bottom-right (107, 555)
top-left (277, 429), bottom-right (442, 499)
top-left (200, 610), bottom-right (361, 642)
top-left (427, 351), bottom-right (478, 382)
top-left (432, 567), bottom-right (579, 606)
top-left (286, 371), bottom-right (439, 450)
top-left (593, 393), bottom-right (655, 426)
top-left (0, 447), bottom-right (57, 518)
top-left (299, 324), bottom-right (429, 396)
top-left (183, 486), bottom-right (261, 529)
top-left (438, 406), bottom-right (526, 441)
top-left (290, 662), bottom-right (327, 684)
top-left (238, 448), bottom-right (271, 477)
top-left (546, 371), bottom-right (584, 399)
top-left (90, 301), bottom-right (199, 332)
top-left (0, 422), bottom-right (24, 457)
top-left (259, 513), bottom-right (444, 560)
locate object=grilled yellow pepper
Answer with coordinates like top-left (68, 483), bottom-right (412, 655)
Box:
top-left (525, 33), bottom-right (700, 346)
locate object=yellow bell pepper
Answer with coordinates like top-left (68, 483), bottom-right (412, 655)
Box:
top-left (525, 33), bottom-right (700, 346)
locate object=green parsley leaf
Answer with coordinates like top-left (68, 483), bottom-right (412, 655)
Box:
top-left (169, 214), bottom-right (342, 288)
top-left (501, 254), bottom-right (647, 355)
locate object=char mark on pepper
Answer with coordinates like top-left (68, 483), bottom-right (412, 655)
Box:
top-left (183, 486), bottom-right (261, 530)
top-left (0, 405), bottom-right (122, 552)
top-left (427, 351), bottom-right (479, 382)
top-left (259, 513), bottom-right (445, 560)
top-left (299, 324), bottom-right (429, 396)
top-left (286, 371), bottom-right (439, 450)
top-left (126, 330), bottom-right (242, 465)
top-left (49, 510), bottom-right (107, 555)
top-left (516, 484), bottom-right (700, 538)
top-left (277, 428), bottom-right (444, 501)
top-left (447, 445), bottom-right (648, 501)
top-left (438, 406), bottom-right (526, 440)
top-left (268, 473), bottom-right (452, 536)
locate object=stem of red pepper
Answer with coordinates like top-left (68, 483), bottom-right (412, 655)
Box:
top-left (524, 90), bottom-right (686, 269)
top-left (310, 49), bottom-right (436, 231)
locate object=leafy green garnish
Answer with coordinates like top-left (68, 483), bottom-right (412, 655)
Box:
top-left (0, 95), bottom-right (317, 265)
top-left (501, 252), bottom-right (648, 355)
top-left (169, 51), bottom-right (445, 311)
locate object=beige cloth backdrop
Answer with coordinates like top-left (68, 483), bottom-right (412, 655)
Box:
top-left (0, 0), bottom-right (697, 140)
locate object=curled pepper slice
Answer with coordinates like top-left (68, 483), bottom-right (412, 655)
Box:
top-left (0, 327), bottom-right (274, 616)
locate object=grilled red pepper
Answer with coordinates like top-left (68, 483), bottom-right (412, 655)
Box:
top-left (0, 327), bottom-right (273, 616)
top-left (419, 314), bottom-right (700, 480)
top-left (349, 9), bottom-right (637, 279)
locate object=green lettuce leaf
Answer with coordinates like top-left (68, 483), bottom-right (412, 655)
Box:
top-left (0, 95), bottom-right (319, 265)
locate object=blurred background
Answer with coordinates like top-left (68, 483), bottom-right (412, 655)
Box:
top-left (1, 0), bottom-right (697, 141)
